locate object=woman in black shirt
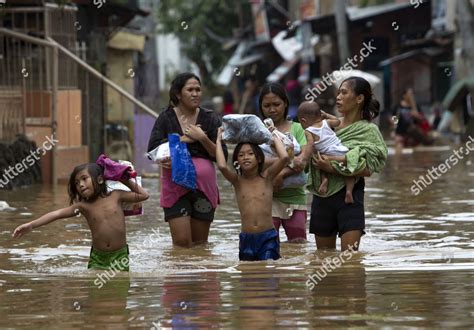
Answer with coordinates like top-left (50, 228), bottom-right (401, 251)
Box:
top-left (148, 73), bottom-right (226, 247)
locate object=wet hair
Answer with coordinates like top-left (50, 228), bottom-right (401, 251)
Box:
top-left (340, 76), bottom-right (380, 121)
top-left (168, 72), bottom-right (201, 107)
top-left (259, 82), bottom-right (289, 120)
top-left (68, 163), bottom-right (108, 205)
top-left (297, 101), bottom-right (321, 122)
top-left (232, 143), bottom-right (265, 177)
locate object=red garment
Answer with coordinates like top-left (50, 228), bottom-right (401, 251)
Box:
top-left (417, 116), bottom-right (431, 135)
top-left (96, 154), bottom-right (137, 180)
top-left (223, 103), bottom-right (233, 115)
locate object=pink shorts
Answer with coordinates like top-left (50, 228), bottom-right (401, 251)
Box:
top-left (273, 210), bottom-right (307, 241)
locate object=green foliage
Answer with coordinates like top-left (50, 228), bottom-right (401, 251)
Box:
top-left (157, 0), bottom-right (239, 87)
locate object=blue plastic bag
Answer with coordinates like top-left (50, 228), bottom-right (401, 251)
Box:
top-left (168, 133), bottom-right (197, 190)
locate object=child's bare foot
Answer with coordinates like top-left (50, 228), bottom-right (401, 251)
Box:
top-left (318, 178), bottom-right (328, 194)
top-left (345, 191), bottom-right (354, 204)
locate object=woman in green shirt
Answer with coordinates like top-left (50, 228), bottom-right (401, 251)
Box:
top-left (259, 82), bottom-right (308, 243)
top-left (308, 77), bottom-right (387, 251)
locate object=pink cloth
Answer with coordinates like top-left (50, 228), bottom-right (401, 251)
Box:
top-left (273, 210), bottom-right (307, 241)
top-left (160, 157), bottom-right (219, 208)
top-left (96, 154), bottom-right (137, 181)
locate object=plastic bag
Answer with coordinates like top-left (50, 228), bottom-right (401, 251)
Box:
top-left (147, 142), bottom-right (170, 162)
top-left (280, 172), bottom-right (308, 189)
top-left (259, 133), bottom-right (301, 158)
top-left (258, 142), bottom-right (308, 188)
top-left (260, 119), bottom-right (301, 161)
top-left (259, 122), bottom-right (306, 188)
top-left (168, 133), bottom-right (197, 190)
top-left (106, 161), bottom-right (143, 216)
top-left (262, 118), bottom-right (301, 157)
top-left (258, 142), bottom-right (308, 187)
top-left (222, 114), bottom-right (272, 144)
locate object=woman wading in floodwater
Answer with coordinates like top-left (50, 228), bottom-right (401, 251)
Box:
top-left (259, 82), bottom-right (308, 243)
top-left (147, 73), bottom-right (226, 247)
top-left (304, 77), bottom-right (387, 251)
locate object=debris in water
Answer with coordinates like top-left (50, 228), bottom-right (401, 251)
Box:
top-left (0, 201), bottom-right (16, 212)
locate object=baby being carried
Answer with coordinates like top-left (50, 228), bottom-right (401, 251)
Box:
top-left (297, 102), bottom-right (355, 204)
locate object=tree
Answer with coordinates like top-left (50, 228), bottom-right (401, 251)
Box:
top-left (157, 0), bottom-right (241, 87)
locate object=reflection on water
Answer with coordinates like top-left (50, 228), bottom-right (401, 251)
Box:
top-left (0, 149), bottom-right (473, 327)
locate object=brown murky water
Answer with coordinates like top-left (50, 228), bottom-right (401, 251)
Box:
top-left (1, 146), bottom-right (473, 328)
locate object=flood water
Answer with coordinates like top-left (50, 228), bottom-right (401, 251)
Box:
top-left (1, 146), bottom-right (473, 328)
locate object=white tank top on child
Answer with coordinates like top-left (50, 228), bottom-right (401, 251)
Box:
top-left (306, 120), bottom-right (349, 156)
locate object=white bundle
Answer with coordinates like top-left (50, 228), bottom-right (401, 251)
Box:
top-left (259, 132), bottom-right (301, 158)
top-left (259, 123), bottom-right (307, 188)
top-left (147, 142), bottom-right (170, 162)
top-left (262, 118), bottom-right (301, 155)
top-left (106, 161), bottom-right (143, 216)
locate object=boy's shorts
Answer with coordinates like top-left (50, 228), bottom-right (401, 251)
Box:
top-left (309, 179), bottom-right (366, 238)
top-left (164, 190), bottom-right (215, 222)
top-left (88, 245), bottom-right (129, 271)
top-left (239, 228), bottom-right (280, 261)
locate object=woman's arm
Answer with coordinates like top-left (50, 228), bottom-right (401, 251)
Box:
top-left (312, 152), bottom-right (338, 174)
top-left (356, 167), bottom-right (372, 177)
top-left (147, 111), bottom-right (168, 152)
top-left (312, 153), bottom-right (372, 177)
top-left (324, 155), bottom-right (346, 163)
top-left (183, 124), bottom-right (217, 158)
top-left (148, 111), bottom-right (172, 168)
top-left (12, 205), bottom-right (78, 239)
top-left (273, 166), bottom-right (298, 191)
top-left (294, 131), bottom-right (314, 171)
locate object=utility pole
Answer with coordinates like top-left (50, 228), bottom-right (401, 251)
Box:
top-left (335, 0), bottom-right (350, 65)
top-left (456, 0), bottom-right (474, 138)
top-left (456, 0), bottom-right (474, 78)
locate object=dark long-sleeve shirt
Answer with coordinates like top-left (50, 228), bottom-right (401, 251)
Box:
top-left (147, 106), bottom-right (227, 161)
